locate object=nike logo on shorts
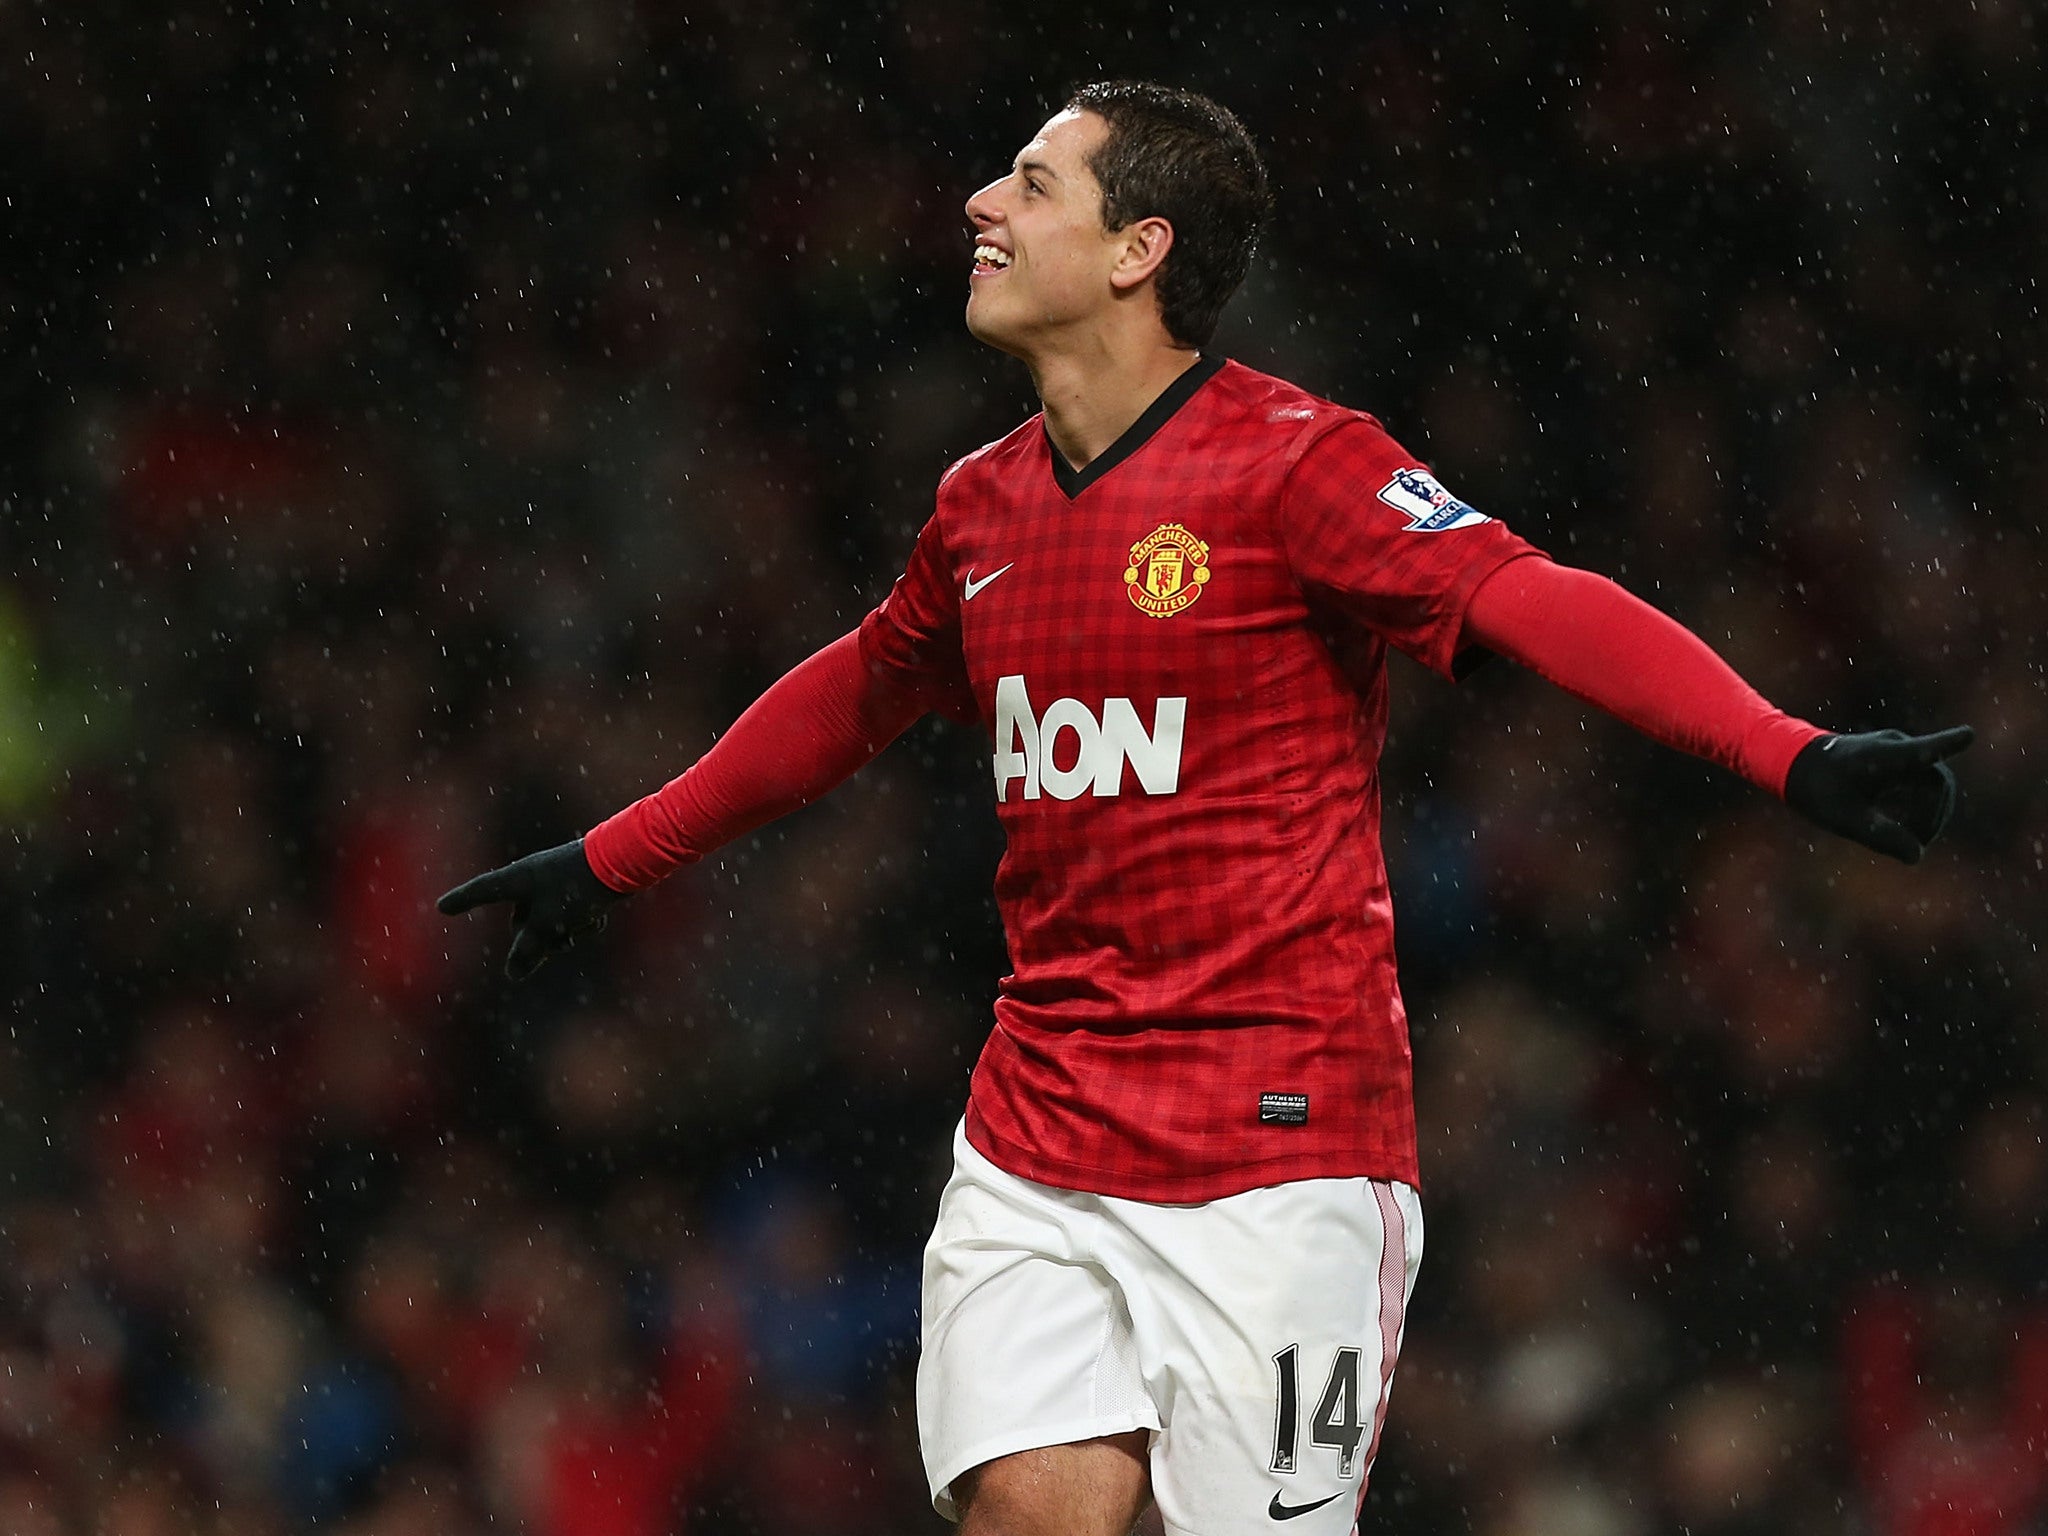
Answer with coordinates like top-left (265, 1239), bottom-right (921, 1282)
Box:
top-left (1267, 1490), bottom-right (1342, 1521)
top-left (963, 563), bottom-right (1015, 601)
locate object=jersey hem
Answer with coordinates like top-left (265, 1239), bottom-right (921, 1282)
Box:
top-left (963, 1105), bottom-right (1421, 1203)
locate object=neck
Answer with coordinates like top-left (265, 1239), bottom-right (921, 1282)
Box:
top-left (1028, 336), bottom-right (1203, 471)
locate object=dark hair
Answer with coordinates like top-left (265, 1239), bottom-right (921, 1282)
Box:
top-left (1063, 80), bottom-right (1271, 349)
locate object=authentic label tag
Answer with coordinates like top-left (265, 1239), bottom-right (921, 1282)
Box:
top-left (1259, 1092), bottom-right (1309, 1126)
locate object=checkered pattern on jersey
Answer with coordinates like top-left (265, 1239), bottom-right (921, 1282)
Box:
top-left (859, 361), bottom-right (1540, 1200)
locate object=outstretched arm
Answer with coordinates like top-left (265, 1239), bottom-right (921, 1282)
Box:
top-left (1462, 556), bottom-right (1971, 861)
top-left (438, 631), bottom-right (927, 977)
top-left (584, 630), bottom-right (926, 889)
top-left (1462, 556), bottom-right (1822, 791)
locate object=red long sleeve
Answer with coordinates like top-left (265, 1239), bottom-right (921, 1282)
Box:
top-left (582, 631), bottom-right (927, 892)
top-left (1462, 556), bottom-right (1824, 796)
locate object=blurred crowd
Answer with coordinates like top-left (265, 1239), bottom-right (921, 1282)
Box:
top-left (2, 1), bottom-right (2043, 1533)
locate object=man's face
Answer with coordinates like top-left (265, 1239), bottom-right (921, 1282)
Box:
top-left (963, 109), bottom-right (1130, 355)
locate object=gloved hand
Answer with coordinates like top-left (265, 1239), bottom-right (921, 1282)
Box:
top-left (437, 838), bottom-right (626, 979)
top-left (1783, 726), bottom-right (1974, 863)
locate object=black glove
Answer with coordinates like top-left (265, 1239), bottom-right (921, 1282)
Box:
top-left (437, 838), bottom-right (626, 979)
top-left (1783, 726), bottom-right (1973, 864)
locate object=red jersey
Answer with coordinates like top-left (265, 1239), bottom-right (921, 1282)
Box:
top-left (858, 357), bottom-right (1540, 1201)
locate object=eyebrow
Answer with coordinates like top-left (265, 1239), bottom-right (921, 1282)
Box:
top-left (1014, 158), bottom-right (1060, 180)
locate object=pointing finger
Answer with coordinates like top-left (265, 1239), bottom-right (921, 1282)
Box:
top-left (1910, 725), bottom-right (1975, 764)
top-left (437, 867), bottom-right (514, 915)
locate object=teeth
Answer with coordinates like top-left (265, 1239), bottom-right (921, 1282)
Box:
top-left (973, 244), bottom-right (1012, 268)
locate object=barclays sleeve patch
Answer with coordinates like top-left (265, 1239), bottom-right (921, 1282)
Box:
top-left (1376, 466), bottom-right (1491, 531)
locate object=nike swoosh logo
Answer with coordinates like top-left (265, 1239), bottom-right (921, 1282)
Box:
top-left (963, 562), bottom-right (1015, 601)
top-left (1268, 1490), bottom-right (1342, 1521)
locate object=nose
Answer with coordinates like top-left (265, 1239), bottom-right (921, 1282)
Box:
top-left (964, 177), bottom-right (1004, 231)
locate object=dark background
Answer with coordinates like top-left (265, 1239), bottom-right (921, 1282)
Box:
top-left (1, 3), bottom-right (2043, 1533)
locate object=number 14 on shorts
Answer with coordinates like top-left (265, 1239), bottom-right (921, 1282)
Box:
top-left (1270, 1344), bottom-right (1366, 1477)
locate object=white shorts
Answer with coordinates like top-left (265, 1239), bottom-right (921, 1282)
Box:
top-left (918, 1121), bottom-right (1423, 1536)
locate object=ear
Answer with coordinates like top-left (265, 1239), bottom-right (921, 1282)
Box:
top-left (1108, 216), bottom-right (1174, 293)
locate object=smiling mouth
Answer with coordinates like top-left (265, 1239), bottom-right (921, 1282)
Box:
top-left (971, 243), bottom-right (1012, 276)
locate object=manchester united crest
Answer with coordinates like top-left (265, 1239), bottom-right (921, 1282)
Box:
top-left (1124, 522), bottom-right (1212, 619)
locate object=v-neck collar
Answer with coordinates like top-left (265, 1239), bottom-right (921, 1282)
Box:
top-left (1045, 353), bottom-right (1227, 500)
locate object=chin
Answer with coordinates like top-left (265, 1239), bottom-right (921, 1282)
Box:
top-left (964, 297), bottom-right (1027, 358)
